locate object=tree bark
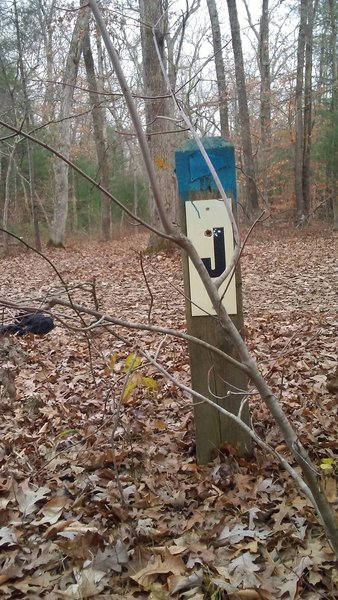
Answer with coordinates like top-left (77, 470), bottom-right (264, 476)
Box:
top-left (139, 0), bottom-right (177, 251)
top-left (2, 146), bottom-right (16, 254)
top-left (259, 0), bottom-right (271, 209)
top-left (206, 0), bottom-right (230, 139)
top-left (48, 1), bottom-right (90, 247)
top-left (303, 0), bottom-right (318, 217)
top-left (328, 0), bottom-right (338, 229)
top-left (37, 0), bottom-right (56, 119)
top-left (226, 0), bottom-right (260, 218)
top-left (13, 0), bottom-right (42, 251)
top-left (294, 0), bottom-right (307, 224)
top-left (83, 28), bottom-right (111, 241)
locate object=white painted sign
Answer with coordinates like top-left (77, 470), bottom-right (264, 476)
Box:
top-left (185, 199), bottom-right (237, 316)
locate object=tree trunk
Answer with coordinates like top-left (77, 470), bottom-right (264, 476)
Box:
top-left (206, 0), bottom-right (230, 139)
top-left (2, 147), bottom-right (16, 254)
top-left (13, 0), bottom-right (42, 251)
top-left (294, 0), bottom-right (308, 224)
top-left (48, 1), bottom-right (90, 247)
top-left (328, 0), bottom-right (338, 229)
top-left (303, 0), bottom-right (318, 217)
top-left (226, 0), bottom-right (260, 219)
top-left (83, 28), bottom-right (111, 241)
top-left (0, 154), bottom-right (8, 226)
top-left (139, 0), bottom-right (177, 251)
top-left (37, 0), bottom-right (56, 119)
top-left (69, 169), bottom-right (78, 232)
top-left (259, 0), bottom-right (271, 209)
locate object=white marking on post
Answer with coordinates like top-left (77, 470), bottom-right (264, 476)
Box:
top-left (185, 199), bottom-right (237, 316)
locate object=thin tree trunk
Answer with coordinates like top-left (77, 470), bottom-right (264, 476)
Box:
top-left (37, 0), bottom-right (56, 119)
top-left (0, 155), bottom-right (6, 218)
top-left (328, 0), bottom-right (338, 229)
top-left (3, 146), bottom-right (16, 254)
top-left (303, 0), bottom-right (318, 217)
top-left (13, 0), bottom-right (41, 251)
top-left (226, 0), bottom-right (260, 218)
top-left (69, 169), bottom-right (78, 232)
top-left (206, 0), bottom-right (230, 139)
top-left (48, 1), bottom-right (90, 247)
top-left (83, 27), bottom-right (111, 241)
top-left (133, 161), bottom-right (139, 217)
top-left (294, 0), bottom-right (308, 224)
top-left (259, 0), bottom-right (271, 209)
top-left (95, 27), bottom-right (106, 96)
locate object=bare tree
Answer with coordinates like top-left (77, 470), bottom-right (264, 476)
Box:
top-left (165, 0), bottom-right (200, 91)
top-left (48, 1), bottom-right (90, 247)
top-left (242, 0), bottom-right (271, 209)
top-left (2, 145), bottom-right (17, 253)
top-left (259, 0), bottom-right (272, 208)
top-left (206, 0), bottom-right (230, 138)
top-left (139, 0), bottom-right (178, 251)
top-left (226, 0), bottom-right (260, 218)
top-left (329, 0), bottom-right (338, 229)
top-left (13, 0), bottom-right (41, 251)
top-left (294, 0), bottom-right (308, 224)
top-left (303, 0), bottom-right (319, 217)
top-left (37, 0), bottom-right (56, 120)
top-left (83, 26), bottom-right (111, 241)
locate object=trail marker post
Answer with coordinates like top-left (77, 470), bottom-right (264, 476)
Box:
top-left (175, 137), bottom-right (251, 464)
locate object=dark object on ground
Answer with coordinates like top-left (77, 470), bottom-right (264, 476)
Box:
top-left (0, 312), bottom-right (55, 336)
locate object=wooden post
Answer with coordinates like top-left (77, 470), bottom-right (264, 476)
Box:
top-left (175, 137), bottom-right (251, 464)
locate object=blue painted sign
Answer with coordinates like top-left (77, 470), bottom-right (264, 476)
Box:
top-left (175, 137), bottom-right (237, 201)
top-left (175, 137), bottom-right (238, 316)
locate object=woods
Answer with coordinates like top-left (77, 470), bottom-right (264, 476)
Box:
top-left (0, 0), bottom-right (337, 241)
top-left (0, 0), bottom-right (337, 597)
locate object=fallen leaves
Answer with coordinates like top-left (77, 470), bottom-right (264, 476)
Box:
top-left (0, 226), bottom-right (337, 598)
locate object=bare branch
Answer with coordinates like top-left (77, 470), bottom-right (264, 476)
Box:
top-left (0, 121), bottom-right (175, 243)
top-left (44, 296), bottom-right (250, 376)
top-left (151, 11), bottom-right (241, 289)
top-left (89, 0), bottom-right (177, 237)
top-left (141, 348), bottom-right (318, 509)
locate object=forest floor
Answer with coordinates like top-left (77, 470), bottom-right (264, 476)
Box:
top-left (0, 224), bottom-right (337, 599)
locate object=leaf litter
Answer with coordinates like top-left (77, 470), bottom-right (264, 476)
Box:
top-left (0, 225), bottom-right (337, 598)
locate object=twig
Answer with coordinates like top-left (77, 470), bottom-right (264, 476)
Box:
top-left (44, 296), bottom-right (250, 375)
top-left (141, 348), bottom-right (318, 507)
top-left (136, 251), bottom-right (154, 324)
top-left (110, 355), bottom-right (139, 508)
top-left (219, 210), bottom-right (266, 305)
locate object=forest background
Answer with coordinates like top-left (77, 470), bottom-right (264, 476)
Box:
top-left (0, 0), bottom-right (337, 249)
